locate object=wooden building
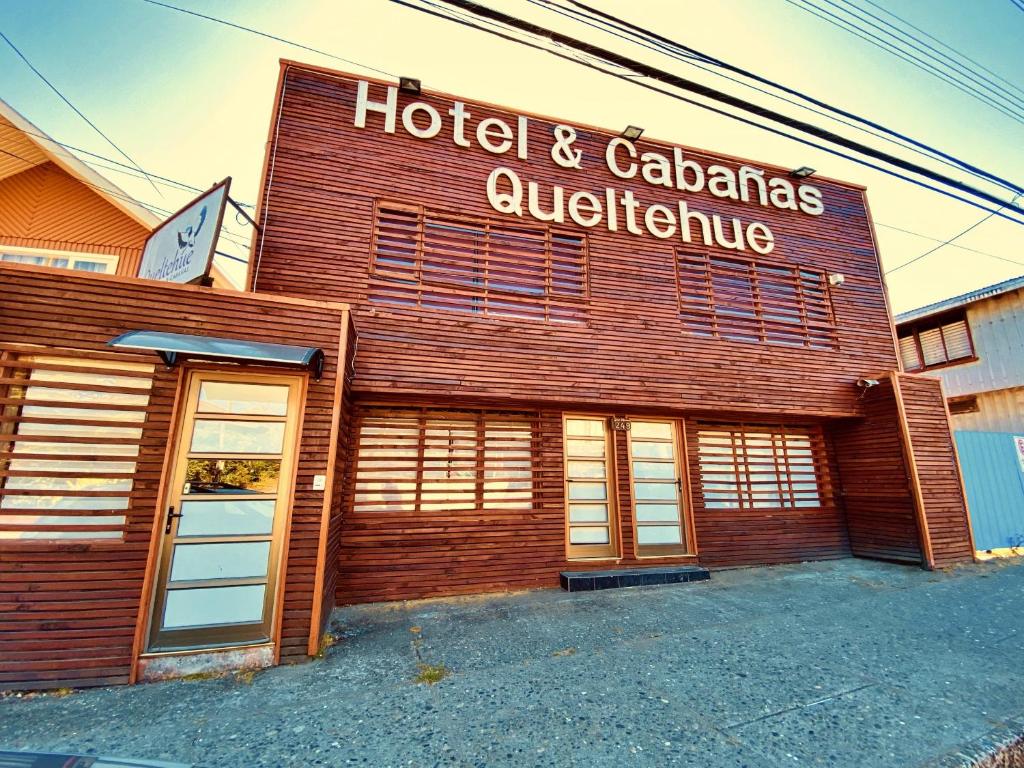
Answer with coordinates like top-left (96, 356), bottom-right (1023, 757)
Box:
top-left (0, 61), bottom-right (975, 690)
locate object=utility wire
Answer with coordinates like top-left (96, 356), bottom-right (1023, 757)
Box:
top-left (785, 0), bottom-right (1024, 125)
top-left (402, 0), bottom-right (1024, 225)
top-left (885, 194), bottom-right (1023, 274)
top-left (549, 0), bottom-right (1023, 196)
top-left (838, 0), bottom-right (1024, 115)
top-left (138, 0), bottom-right (394, 77)
top-left (0, 30), bottom-right (162, 198)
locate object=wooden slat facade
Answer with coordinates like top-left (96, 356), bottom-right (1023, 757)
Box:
top-left (0, 264), bottom-right (351, 690)
top-left (242, 62), bottom-right (975, 607)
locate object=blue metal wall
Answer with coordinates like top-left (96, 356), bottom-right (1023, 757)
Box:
top-left (955, 431), bottom-right (1024, 551)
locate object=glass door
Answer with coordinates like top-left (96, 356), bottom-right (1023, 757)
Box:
top-left (628, 420), bottom-right (689, 557)
top-left (563, 416), bottom-right (617, 559)
top-left (148, 372), bottom-right (302, 652)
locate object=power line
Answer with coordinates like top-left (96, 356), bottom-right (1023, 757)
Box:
top-left (874, 221), bottom-right (1022, 263)
top-left (547, 0), bottom-right (1023, 197)
top-left (785, 0), bottom-right (1024, 126)
top-left (138, 0), bottom-right (395, 77)
top-left (885, 195), bottom-right (1023, 274)
top-left (0, 30), bottom-right (162, 198)
top-left (401, 0), bottom-right (1024, 226)
top-left (839, 0), bottom-right (1024, 115)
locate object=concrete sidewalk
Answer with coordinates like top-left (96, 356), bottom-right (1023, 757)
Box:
top-left (2, 558), bottom-right (1023, 767)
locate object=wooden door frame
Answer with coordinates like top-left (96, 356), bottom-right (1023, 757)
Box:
top-left (625, 417), bottom-right (697, 559)
top-left (130, 366), bottom-right (307, 673)
top-left (562, 413), bottom-right (621, 561)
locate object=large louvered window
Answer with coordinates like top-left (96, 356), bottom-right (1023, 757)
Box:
top-left (897, 312), bottom-right (974, 371)
top-left (370, 202), bottom-right (588, 323)
top-left (0, 351), bottom-right (153, 540)
top-left (352, 409), bottom-right (534, 514)
top-left (695, 424), bottom-right (827, 511)
top-left (675, 252), bottom-right (837, 349)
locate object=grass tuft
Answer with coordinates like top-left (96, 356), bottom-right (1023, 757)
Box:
top-left (413, 663), bottom-right (450, 685)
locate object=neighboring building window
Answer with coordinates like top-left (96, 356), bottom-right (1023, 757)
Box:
top-left (352, 409), bottom-right (534, 514)
top-left (369, 202), bottom-right (588, 322)
top-left (947, 395), bottom-right (979, 415)
top-left (897, 312), bottom-right (974, 371)
top-left (0, 246), bottom-right (119, 274)
top-left (695, 424), bottom-right (825, 511)
top-left (563, 416), bottom-right (617, 558)
top-left (675, 252), bottom-right (837, 349)
top-left (0, 353), bottom-right (154, 540)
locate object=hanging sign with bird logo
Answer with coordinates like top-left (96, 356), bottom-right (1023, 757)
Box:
top-left (138, 177), bottom-right (231, 284)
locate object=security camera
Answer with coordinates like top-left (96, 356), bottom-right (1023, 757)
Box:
top-left (828, 273), bottom-right (845, 287)
top-left (856, 378), bottom-right (880, 388)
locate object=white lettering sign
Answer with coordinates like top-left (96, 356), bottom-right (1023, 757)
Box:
top-left (139, 180), bottom-right (229, 284)
top-left (351, 79), bottom-right (829, 254)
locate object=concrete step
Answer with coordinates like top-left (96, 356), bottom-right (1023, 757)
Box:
top-left (559, 565), bottom-right (710, 592)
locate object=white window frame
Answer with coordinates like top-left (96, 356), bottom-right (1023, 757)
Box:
top-left (0, 245), bottom-right (119, 274)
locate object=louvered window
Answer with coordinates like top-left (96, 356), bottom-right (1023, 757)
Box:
top-left (352, 409), bottom-right (534, 514)
top-left (696, 424), bottom-right (827, 511)
top-left (370, 202), bottom-right (588, 322)
top-left (0, 351), bottom-right (153, 540)
top-left (897, 313), bottom-right (974, 371)
top-left (675, 252), bottom-right (837, 349)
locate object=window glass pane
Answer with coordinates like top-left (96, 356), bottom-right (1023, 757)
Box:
top-left (630, 442), bottom-right (673, 459)
top-left (198, 382), bottom-right (289, 416)
top-left (632, 460), bottom-right (675, 479)
top-left (566, 459), bottom-right (606, 479)
top-left (567, 481), bottom-right (607, 501)
top-left (634, 482), bottom-right (677, 501)
top-left (177, 499), bottom-right (276, 536)
top-left (569, 503), bottom-right (608, 522)
top-left (565, 438), bottom-right (605, 457)
top-left (636, 503), bottom-right (680, 522)
top-left (569, 526), bottom-right (609, 544)
top-left (185, 459), bottom-right (280, 494)
top-left (71, 260), bottom-right (109, 273)
top-left (0, 495), bottom-right (128, 510)
top-left (631, 422), bottom-right (672, 440)
top-left (566, 418), bottom-right (605, 437)
top-left (637, 526), bottom-right (682, 545)
top-left (170, 541), bottom-right (271, 582)
top-left (163, 584), bottom-right (265, 629)
top-left (941, 321), bottom-right (972, 360)
top-left (898, 335), bottom-right (921, 370)
top-left (190, 420), bottom-right (285, 454)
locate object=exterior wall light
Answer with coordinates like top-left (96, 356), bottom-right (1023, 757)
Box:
top-left (828, 272), bottom-right (845, 287)
top-left (399, 76), bottom-right (422, 95)
top-left (621, 125), bottom-right (644, 141)
top-left (856, 378), bottom-right (880, 389)
top-left (790, 166), bottom-right (816, 178)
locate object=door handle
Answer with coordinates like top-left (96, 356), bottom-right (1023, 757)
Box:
top-left (164, 505), bottom-right (183, 535)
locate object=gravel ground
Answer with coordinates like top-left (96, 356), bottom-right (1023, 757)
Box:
top-left (2, 558), bottom-right (1023, 768)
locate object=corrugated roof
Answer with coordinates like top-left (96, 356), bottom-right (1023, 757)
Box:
top-left (895, 273), bottom-right (1024, 325)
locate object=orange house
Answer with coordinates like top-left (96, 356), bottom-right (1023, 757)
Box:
top-left (0, 99), bottom-right (231, 285)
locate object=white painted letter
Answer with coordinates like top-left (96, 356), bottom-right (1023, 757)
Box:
top-left (768, 177), bottom-right (798, 210)
top-left (746, 222), bottom-right (775, 254)
top-left (528, 182), bottom-right (565, 223)
top-left (355, 80), bottom-right (397, 133)
top-left (449, 102), bottom-right (471, 148)
top-left (517, 116), bottom-right (529, 160)
top-left (620, 190), bottom-right (643, 235)
top-left (738, 166), bottom-right (767, 206)
top-left (487, 167), bottom-right (523, 216)
top-left (798, 185), bottom-right (824, 216)
top-left (644, 204), bottom-right (677, 239)
top-left (568, 191), bottom-right (603, 228)
top-left (641, 151), bottom-right (673, 188)
top-left (712, 215), bottom-right (746, 250)
top-left (673, 148), bottom-right (705, 193)
top-left (707, 165), bottom-right (739, 199)
top-left (606, 138), bottom-right (637, 179)
top-left (678, 201), bottom-right (712, 245)
top-left (478, 117), bottom-right (514, 154)
top-left (402, 102), bottom-right (442, 139)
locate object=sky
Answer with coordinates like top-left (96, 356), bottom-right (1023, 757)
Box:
top-left (1, 0), bottom-right (1022, 312)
